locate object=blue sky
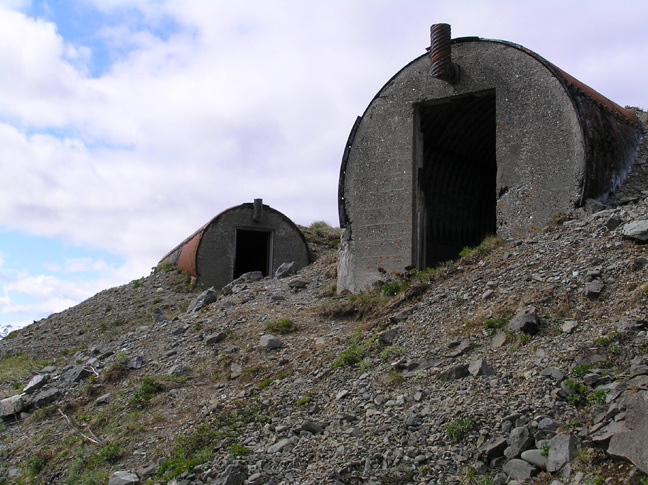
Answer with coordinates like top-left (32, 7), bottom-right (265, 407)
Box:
top-left (1, 0), bottom-right (647, 330)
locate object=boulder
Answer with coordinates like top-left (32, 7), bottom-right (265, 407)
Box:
top-left (507, 306), bottom-right (540, 334)
top-left (504, 426), bottom-right (534, 459)
top-left (547, 434), bottom-right (577, 473)
top-left (30, 388), bottom-right (62, 408)
top-left (187, 287), bottom-right (217, 312)
top-left (108, 470), bottom-right (140, 485)
top-left (275, 261), bottom-right (297, 279)
top-left (205, 332), bottom-right (227, 345)
top-left (23, 374), bottom-right (49, 394)
top-left (127, 356), bottom-right (144, 369)
top-left (607, 391), bottom-right (648, 473)
top-left (503, 458), bottom-right (537, 479)
top-left (0, 395), bottom-right (24, 418)
top-left (267, 437), bottom-right (294, 453)
top-left (469, 359), bottom-right (496, 376)
top-left (260, 334), bottom-right (282, 350)
top-left (152, 308), bottom-right (167, 324)
top-left (622, 220), bottom-right (648, 241)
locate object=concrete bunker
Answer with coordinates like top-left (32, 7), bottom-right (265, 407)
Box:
top-left (338, 24), bottom-right (643, 293)
top-left (160, 199), bottom-right (310, 288)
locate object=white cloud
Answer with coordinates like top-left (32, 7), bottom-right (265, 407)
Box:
top-left (0, 0), bottom-right (647, 327)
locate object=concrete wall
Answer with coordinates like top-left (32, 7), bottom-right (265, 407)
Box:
top-left (338, 38), bottom-right (635, 293)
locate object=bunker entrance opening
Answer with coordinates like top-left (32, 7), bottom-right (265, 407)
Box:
top-left (234, 229), bottom-right (272, 279)
top-left (416, 91), bottom-right (496, 268)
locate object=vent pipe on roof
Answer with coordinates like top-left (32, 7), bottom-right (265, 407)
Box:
top-left (253, 198), bottom-right (263, 222)
top-left (429, 23), bottom-right (460, 84)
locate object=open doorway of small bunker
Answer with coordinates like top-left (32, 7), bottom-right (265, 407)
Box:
top-left (415, 90), bottom-right (497, 269)
top-left (233, 229), bottom-right (273, 279)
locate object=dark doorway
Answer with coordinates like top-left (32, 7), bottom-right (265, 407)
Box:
top-left (233, 229), bottom-right (272, 279)
top-left (417, 91), bottom-right (496, 268)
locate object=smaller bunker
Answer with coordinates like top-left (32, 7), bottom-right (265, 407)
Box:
top-left (338, 24), bottom-right (643, 293)
top-left (160, 199), bottom-right (310, 288)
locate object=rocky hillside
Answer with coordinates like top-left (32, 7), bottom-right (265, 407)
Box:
top-left (0, 119), bottom-right (647, 485)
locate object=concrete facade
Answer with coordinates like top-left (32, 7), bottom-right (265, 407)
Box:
top-left (338, 36), bottom-right (642, 293)
top-left (161, 200), bottom-right (310, 288)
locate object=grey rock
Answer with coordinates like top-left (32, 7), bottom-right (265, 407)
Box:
top-left (301, 420), bottom-right (324, 434)
top-left (240, 271), bottom-right (264, 281)
top-left (507, 306), bottom-right (540, 334)
top-left (584, 280), bottom-right (604, 298)
top-left (439, 363), bottom-right (470, 381)
top-left (520, 449), bottom-right (548, 469)
top-left (378, 327), bottom-right (399, 345)
top-left (260, 334), bottom-right (282, 350)
top-left (187, 287), bottom-right (217, 312)
top-left (561, 320), bottom-right (578, 333)
top-left (0, 395), bottom-right (24, 418)
top-left (60, 365), bottom-right (91, 384)
top-left (212, 464), bottom-right (247, 485)
top-left (152, 307), bottom-right (167, 324)
top-left (23, 374), bottom-right (49, 394)
top-left (30, 388), bottom-right (62, 408)
top-left (607, 391), bottom-right (648, 473)
top-left (446, 339), bottom-right (471, 357)
top-left (605, 215), bottom-right (623, 231)
top-left (108, 470), bottom-right (140, 484)
top-left (288, 279), bottom-right (308, 290)
top-left (168, 364), bottom-right (190, 376)
top-left (538, 417), bottom-right (558, 431)
top-left (128, 356), bottom-right (144, 369)
top-left (275, 261), bottom-right (297, 279)
top-left (267, 437), bottom-right (294, 453)
top-left (631, 257), bottom-right (648, 270)
top-left (478, 437), bottom-right (507, 461)
top-left (505, 426), bottom-right (534, 459)
top-left (96, 392), bottom-right (111, 405)
top-left (171, 326), bottom-right (188, 336)
top-left (622, 220), bottom-right (648, 241)
top-left (547, 434), bottom-right (577, 473)
top-left (205, 332), bottom-right (227, 345)
top-left (540, 367), bottom-right (565, 382)
top-left (503, 458), bottom-right (538, 479)
top-left (468, 358), bottom-right (496, 376)
top-left (230, 363), bottom-right (243, 379)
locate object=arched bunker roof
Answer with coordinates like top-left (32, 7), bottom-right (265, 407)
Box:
top-left (338, 36), bottom-right (641, 227)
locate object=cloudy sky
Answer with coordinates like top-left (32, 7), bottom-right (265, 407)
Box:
top-left (1, 0), bottom-right (647, 331)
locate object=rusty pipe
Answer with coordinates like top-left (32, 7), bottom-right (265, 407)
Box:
top-left (429, 23), bottom-right (460, 84)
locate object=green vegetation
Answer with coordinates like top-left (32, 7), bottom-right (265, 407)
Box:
top-left (296, 392), bottom-right (313, 406)
top-left (61, 345), bottom-right (88, 356)
top-left (129, 376), bottom-right (164, 406)
top-left (229, 443), bottom-right (250, 458)
top-left (587, 389), bottom-right (609, 405)
top-left (458, 235), bottom-right (504, 261)
top-left (265, 318), bottom-right (298, 334)
top-left (0, 352), bottom-right (49, 382)
top-left (484, 317), bottom-right (507, 336)
top-left (444, 417), bottom-right (475, 441)
top-left (332, 331), bottom-right (379, 368)
top-left (564, 378), bottom-right (587, 405)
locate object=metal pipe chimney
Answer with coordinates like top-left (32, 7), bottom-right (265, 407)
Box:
top-left (429, 23), bottom-right (460, 84)
top-left (252, 198), bottom-right (263, 222)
